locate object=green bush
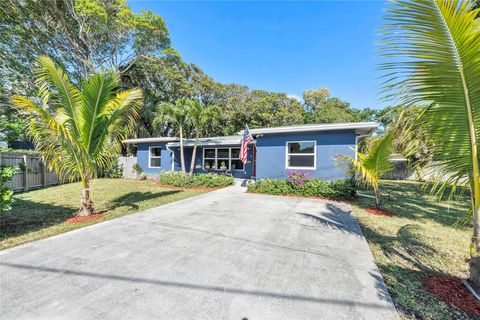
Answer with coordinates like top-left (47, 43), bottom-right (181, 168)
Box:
top-left (104, 161), bottom-right (124, 178)
top-left (159, 172), bottom-right (234, 188)
top-left (0, 165), bottom-right (17, 212)
top-left (247, 178), bottom-right (354, 199)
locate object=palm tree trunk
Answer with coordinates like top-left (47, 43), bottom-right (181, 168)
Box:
top-left (189, 138), bottom-right (198, 176)
top-left (179, 126), bottom-right (186, 173)
top-left (79, 179), bottom-right (94, 216)
top-left (374, 185), bottom-right (382, 209)
top-left (469, 175), bottom-right (480, 289)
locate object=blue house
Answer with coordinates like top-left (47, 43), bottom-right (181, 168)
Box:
top-left (123, 122), bottom-right (378, 180)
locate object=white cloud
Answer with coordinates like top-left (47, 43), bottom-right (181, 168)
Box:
top-left (287, 94), bottom-right (303, 103)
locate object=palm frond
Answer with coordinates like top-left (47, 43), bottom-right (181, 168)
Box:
top-left (380, 0), bottom-right (480, 197)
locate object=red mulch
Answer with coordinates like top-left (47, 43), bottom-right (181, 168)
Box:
top-left (65, 214), bottom-right (103, 224)
top-left (365, 207), bottom-right (395, 217)
top-left (425, 275), bottom-right (480, 316)
top-left (246, 191), bottom-right (352, 202)
top-left (156, 182), bottom-right (224, 191)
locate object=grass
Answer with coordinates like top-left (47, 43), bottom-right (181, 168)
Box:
top-left (0, 178), bottom-right (206, 250)
top-left (351, 180), bottom-right (475, 320)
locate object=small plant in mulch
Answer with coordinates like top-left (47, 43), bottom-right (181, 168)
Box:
top-left (425, 275), bottom-right (480, 316)
top-left (365, 207), bottom-right (395, 217)
top-left (65, 214), bottom-right (103, 224)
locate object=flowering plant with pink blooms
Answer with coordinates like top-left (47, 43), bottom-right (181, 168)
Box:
top-left (287, 171), bottom-right (310, 187)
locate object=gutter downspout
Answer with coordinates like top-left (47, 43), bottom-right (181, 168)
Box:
top-left (355, 134), bottom-right (370, 160)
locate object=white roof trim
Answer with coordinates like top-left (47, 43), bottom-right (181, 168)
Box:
top-left (167, 135), bottom-right (245, 147)
top-left (239, 122), bottom-right (378, 135)
top-left (123, 137), bottom-right (179, 144)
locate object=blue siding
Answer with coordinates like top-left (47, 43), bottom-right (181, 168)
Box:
top-left (136, 142), bottom-right (254, 178)
top-left (134, 130), bottom-right (356, 180)
top-left (255, 131), bottom-right (355, 180)
top-left (137, 142), bottom-right (174, 177)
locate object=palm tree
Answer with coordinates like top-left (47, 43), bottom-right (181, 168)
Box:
top-left (187, 100), bottom-right (218, 175)
top-left (156, 99), bottom-right (190, 173)
top-left (12, 56), bottom-right (142, 216)
top-left (339, 133), bottom-right (394, 209)
top-left (380, 0), bottom-right (480, 288)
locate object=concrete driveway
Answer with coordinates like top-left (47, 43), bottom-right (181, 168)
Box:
top-left (0, 184), bottom-right (398, 320)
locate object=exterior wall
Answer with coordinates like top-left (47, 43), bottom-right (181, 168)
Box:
top-left (136, 142), bottom-right (174, 177)
top-left (136, 142), bottom-right (254, 178)
top-left (255, 130), bottom-right (356, 180)
top-left (190, 145), bottom-right (253, 179)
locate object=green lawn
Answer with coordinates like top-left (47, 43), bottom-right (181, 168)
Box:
top-left (0, 179), bottom-right (206, 250)
top-left (352, 180), bottom-right (474, 320)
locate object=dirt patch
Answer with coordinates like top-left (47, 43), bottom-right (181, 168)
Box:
top-left (425, 275), bottom-right (480, 316)
top-left (365, 207), bottom-right (395, 217)
top-left (65, 214), bottom-right (103, 224)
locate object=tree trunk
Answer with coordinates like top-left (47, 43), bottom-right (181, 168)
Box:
top-left (374, 186), bottom-right (382, 209)
top-left (469, 195), bottom-right (480, 291)
top-left (189, 141), bottom-right (198, 176)
top-left (179, 126), bottom-right (186, 173)
top-left (78, 180), bottom-right (94, 216)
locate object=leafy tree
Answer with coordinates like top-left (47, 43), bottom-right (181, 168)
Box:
top-left (303, 87), bottom-right (329, 112)
top-left (0, 0), bottom-right (172, 112)
top-left (187, 100), bottom-right (218, 174)
top-left (155, 99), bottom-right (190, 173)
top-left (338, 133), bottom-right (394, 209)
top-left (12, 56), bottom-right (142, 216)
top-left (121, 56), bottom-right (197, 137)
top-left (380, 0), bottom-right (480, 288)
top-left (387, 107), bottom-right (434, 180)
top-left (303, 87), bottom-right (361, 123)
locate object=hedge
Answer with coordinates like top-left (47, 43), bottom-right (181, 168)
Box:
top-left (159, 172), bottom-right (234, 188)
top-left (247, 178), bottom-right (354, 199)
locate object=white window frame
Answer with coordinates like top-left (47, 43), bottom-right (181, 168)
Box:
top-left (285, 141), bottom-right (316, 170)
top-left (149, 146), bottom-right (162, 168)
top-left (202, 147), bottom-right (244, 171)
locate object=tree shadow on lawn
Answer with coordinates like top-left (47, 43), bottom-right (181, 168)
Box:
top-left (359, 181), bottom-right (469, 228)
top-left (0, 190), bottom-right (182, 243)
top-left (105, 190), bottom-right (181, 211)
top-left (359, 223), bottom-right (473, 319)
top-left (0, 198), bottom-right (77, 241)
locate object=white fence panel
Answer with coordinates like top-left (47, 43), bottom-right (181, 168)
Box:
top-left (118, 156), bottom-right (138, 179)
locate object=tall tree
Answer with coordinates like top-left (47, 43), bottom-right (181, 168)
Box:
top-left (380, 0), bottom-right (480, 289)
top-left (156, 99), bottom-right (190, 173)
top-left (0, 0), bottom-right (172, 111)
top-left (12, 56), bottom-right (142, 216)
top-left (303, 87), bottom-right (361, 123)
top-left (187, 100), bottom-right (218, 174)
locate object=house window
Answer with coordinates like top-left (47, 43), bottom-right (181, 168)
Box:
top-left (149, 147), bottom-right (161, 168)
top-left (203, 147), bottom-right (244, 171)
top-left (286, 141), bottom-right (316, 170)
top-left (230, 148), bottom-right (244, 171)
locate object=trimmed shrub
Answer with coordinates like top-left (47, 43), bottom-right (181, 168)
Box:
top-left (247, 177), bottom-right (354, 199)
top-left (104, 161), bottom-right (124, 178)
top-left (159, 172), bottom-right (234, 188)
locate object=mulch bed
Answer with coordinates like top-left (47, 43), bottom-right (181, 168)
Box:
top-left (65, 214), bottom-right (103, 224)
top-left (156, 182), bottom-right (226, 191)
top-left (365, 207), bottom-right (395, 217)
top-left (425, 275), bottom-right (480, 316)
top-left (246, 191), bottom-right (352, 202)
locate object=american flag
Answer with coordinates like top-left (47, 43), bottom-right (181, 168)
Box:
top-left (240, 125), bottom-right (253, 163)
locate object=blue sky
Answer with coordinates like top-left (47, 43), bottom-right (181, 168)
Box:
top-left (128, 1), bottom-right (388, 109)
